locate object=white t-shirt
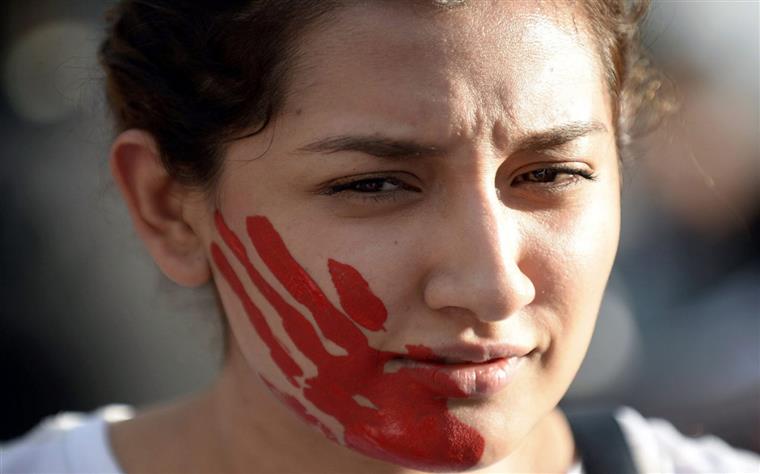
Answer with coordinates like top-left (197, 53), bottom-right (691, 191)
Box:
top-left (1, 406), bottom-right (133, 474)
top-left (1, 405), bottom-right (758, 473)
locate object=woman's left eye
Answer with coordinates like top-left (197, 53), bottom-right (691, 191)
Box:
top-left (512, 166), bottom-right (596, 187)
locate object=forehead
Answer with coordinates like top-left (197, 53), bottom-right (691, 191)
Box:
top-left (284, 1), bottom-right (609, 141)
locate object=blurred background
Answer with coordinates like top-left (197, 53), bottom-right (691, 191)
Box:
top-left (1, 0), bottom-right (758, 454)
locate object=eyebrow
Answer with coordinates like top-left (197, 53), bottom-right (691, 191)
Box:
top-left (297, 135), bottom-right (442, 159)
top-left (514, 121), bottom-right (608, 153)
top-left (296, 121), bottom-right (607, 159)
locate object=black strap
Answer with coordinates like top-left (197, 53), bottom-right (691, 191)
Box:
top-left (565, 408), bottom-right (639, 474)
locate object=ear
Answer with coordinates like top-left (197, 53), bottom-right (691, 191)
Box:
top-left (110, 129), bottom-right (211, 287)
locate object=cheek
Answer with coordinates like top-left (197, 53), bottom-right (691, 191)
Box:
top-left (210, 212), bottom-right (486, 472)
top-left (530, 194), bottom-right (620, 378)
top-left (540, 180), bottom-right (621, 298)
top-left (285, 222), bottom-right (428, 341)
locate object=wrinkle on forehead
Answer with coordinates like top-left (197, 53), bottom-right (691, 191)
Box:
top-left (283, 0), bottom-right (608, 150)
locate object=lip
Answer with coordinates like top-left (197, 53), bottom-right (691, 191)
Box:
top-left (388, 343), bottom-right (533, 398)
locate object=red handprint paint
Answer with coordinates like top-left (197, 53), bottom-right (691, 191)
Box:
top-left (211, 211), bottom-right (484, 471)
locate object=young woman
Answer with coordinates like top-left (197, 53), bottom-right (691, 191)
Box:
top-left (3, 1), bottom-right (758, 473)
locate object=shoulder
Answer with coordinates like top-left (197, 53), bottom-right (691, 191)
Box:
top-left (614, 406), bottom-right (760, 474)
top-left (1, 405), bottom-right (134, 474)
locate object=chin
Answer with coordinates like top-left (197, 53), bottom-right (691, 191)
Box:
top-left (443, 396), bottom-right (547, 468)
top-left (347, 433), bottom-right (517, 474)
top-left (341, 418), bottom-right (485, 473)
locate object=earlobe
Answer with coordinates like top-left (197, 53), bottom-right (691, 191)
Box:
top-left (110, 129), bottom-right (211, 287)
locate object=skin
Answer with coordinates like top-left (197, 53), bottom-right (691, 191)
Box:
top-left (108, 2), bottom-right (620, 473)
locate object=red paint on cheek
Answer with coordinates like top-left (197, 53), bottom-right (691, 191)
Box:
top-left (212, 211), bottom-right (485, 471)
top-left (210, 243), bottom-right (302, 387)
top-left (405, 344), bottom-right (436, 360)
top-left (328, 259), bottom-right (387, 331)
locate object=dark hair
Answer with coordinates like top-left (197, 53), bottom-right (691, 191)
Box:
top-left (99, 0), bottom-right (665, 193)
top-left (579, 0), bottom-right (673, 157)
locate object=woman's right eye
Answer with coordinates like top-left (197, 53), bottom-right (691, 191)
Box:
top-left (331, 177), bottom-right (403, 193)
top-left (323, 176), bottom-right (421, 203)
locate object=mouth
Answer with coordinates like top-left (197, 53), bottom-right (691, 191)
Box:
top-left (386, 343), bottom-right (534, 398)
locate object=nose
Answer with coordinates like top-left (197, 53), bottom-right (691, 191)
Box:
top-left (422, 189), bottom-right (535, 323)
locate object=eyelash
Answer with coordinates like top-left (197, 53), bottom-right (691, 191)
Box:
top-left (322, 166), bottom-right (596, 203)
top-left (511, 165), bottom-right (597, 187)
top-left (322, 176), bottom-right (419, 203)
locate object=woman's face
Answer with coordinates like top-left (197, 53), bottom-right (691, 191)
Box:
top-left (205, 2), bottom-right (620, 472)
